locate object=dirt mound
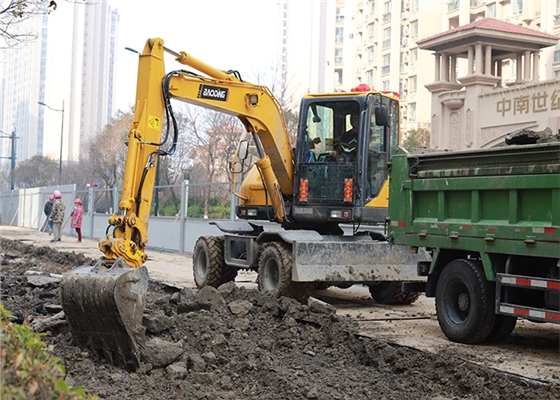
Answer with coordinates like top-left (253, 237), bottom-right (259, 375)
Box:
top-left (1, 237), bottom-right (558, 399)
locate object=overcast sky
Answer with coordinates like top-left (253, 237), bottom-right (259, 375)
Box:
top-left (113, 0), bottom-right (280, 112)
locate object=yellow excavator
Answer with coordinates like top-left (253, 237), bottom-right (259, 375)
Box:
top-left (59, 38), bottom-right (426, 371)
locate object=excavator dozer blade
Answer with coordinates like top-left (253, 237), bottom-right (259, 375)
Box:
top-left (59, 257), bottom-right (149, 371)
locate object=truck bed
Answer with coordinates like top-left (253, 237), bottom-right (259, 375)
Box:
top-left (387, 143), bottom-right (560, 258)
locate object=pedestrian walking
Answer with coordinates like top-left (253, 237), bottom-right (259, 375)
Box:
top-left (71, 198), bottom-right (84, 243)
top-left (43, 195), bottom-right (54, 234)
top-left (50, 191), bottom-right (66, 242)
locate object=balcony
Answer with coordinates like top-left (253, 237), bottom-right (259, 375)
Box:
top-left (382, 12), bottom-right (392, 23)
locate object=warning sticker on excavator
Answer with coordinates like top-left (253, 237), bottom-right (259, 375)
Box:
top-left (148, 116), bottom-right (161, 129)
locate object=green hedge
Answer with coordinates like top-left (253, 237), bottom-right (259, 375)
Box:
top-left (1, 305), bottom-right (97, 399)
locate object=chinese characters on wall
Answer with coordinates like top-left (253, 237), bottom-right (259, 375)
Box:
top-left (497, 89), bottom-right (560, 116)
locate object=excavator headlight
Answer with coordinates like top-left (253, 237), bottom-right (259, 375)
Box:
top-left (247, 209), bottom-right (258, 217)
top-left (247, 94), bottom-right (259, 106)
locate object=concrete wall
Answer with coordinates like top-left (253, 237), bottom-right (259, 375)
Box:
top-left (0, 185), bottom-right (280, 255)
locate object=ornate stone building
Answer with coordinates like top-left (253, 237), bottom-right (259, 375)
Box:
top-left (418, 19), bottom-right (559, 150)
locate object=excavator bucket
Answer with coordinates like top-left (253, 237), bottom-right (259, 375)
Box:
top-left (59, 257), bottom-right (149, 371)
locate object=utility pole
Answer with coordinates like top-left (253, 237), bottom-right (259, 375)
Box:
top-left (0, 128), bottom-right (18, 190)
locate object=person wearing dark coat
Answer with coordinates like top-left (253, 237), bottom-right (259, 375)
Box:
top-left (43, 195), bottom-right (54, 234)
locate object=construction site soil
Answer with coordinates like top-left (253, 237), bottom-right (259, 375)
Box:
top-left (1, 237), bottom-right (559, 400)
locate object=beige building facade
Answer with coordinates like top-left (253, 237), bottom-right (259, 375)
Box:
top-left (278, 0), bottom-right (560, 141)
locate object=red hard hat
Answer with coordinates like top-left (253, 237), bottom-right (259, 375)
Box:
top-left (53, 190), bottom-right (62, 198)
top-left (49, 195), bottom-right (54, 200)
top-left (74, 198), bottom-right (82, 204)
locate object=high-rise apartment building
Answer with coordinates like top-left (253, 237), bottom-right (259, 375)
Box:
top-left (0, 0), bottom-right (118, 180)
top-left (278, 0), bottom-right (560, 135)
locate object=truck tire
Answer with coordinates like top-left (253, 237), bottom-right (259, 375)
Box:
top-left (257, 242), bottom-right (314, 303)
top-left (193, 236), bottom-right (225, 289)
top-left (368, 281), bottom-right (420, 305)
top-left (435, 259), bottom-right (495, 344)
top-left (485, 315), bottom-right (517, 343)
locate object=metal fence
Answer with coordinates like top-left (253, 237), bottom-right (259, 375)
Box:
top-left (0, 182), bottom-right (236, 254)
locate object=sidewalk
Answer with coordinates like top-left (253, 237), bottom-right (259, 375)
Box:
top-left (0, 225), bottom-right (195, 288)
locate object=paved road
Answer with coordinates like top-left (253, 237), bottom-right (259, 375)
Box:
top-left (1, 225), bottom-right (559, 385)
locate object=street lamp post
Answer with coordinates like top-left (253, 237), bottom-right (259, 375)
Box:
top-left (38, 100), bottom-right (64, 185)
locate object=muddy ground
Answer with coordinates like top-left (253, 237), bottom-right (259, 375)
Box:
top-left (1, 237), bottom-right (559, 400)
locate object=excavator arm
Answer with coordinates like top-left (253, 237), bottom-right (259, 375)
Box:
top-left (100, 38), bottom-right (293, 266)
top-left (59, 38), bottom-right (294, 371)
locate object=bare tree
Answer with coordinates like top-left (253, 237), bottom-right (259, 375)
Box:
top-left (184, 106), bottom-right (244, 218)
top-left (1, 0), bottom-right (99, 48)
top-left (13, 155), bottom-right (57, 188)
top-left (155, 102), bottom-right (195, 215)
top-left (1, 1), bottom-right (62, 48)
top-left (83, 109), bottom-right (131, 190)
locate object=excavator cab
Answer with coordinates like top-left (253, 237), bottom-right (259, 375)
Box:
top-left (292, 93), bottom-right (398, 226)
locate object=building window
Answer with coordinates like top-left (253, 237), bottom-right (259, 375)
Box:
top-left (383, 1), bottom-right (391, 14)
top-left (368, 22), bottom-right (375, 39)
top-left (486, 3), bottom-right (496, 18)
top-left (448, 0), bottom-right (459, 12)
top-left (409, 20), bottom-right (418, 40)
top-left (555, 43), bottom-right (560, 62)
top-left (382, 80), bottom-right (390, 91)
top-left (513, 0), bottom-right (523, 15)
top-left (382, 27), bottom-right (391, 48)
top-left (336, 27), bottom-right (344, 43)
top-left (334, 69), bottom-right (343, 85)
top-left (409, 102), bottom-right (416, 121)
top-left (366, 69), bottom-right (374, 86)
top-left (382, 53), bottom-right (391, 74)
top-left (336, 7), bottom-right (345, 22)
top-left (410, 0), bottom-right (418, 12)
top-left (367, 46), bottom-right (375, 63)
top-left (335, 48), bottom-right (344, 64)
top-left (409, 75), bottom-right (417, 94)
top-left (369, 0), bottom-right (376, 14)
top-left (410, 47), bottom-right (418, 65)
top-left (555, 70), bottom-right (560, 79)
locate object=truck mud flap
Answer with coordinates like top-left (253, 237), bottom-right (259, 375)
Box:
top-left (59, 258), bottom-right (149, 371)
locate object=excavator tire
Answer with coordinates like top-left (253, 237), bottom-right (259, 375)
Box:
top-left (59, 257), bottom-right (149, 371)
top-left (257, 241), bottom-right (314, 303)
top-left (368, 281), bottom-right (420, 305)
top-left (193, 236), bottom-right (226, 289)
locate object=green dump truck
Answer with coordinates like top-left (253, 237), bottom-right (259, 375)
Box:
top-left (387, 142), bottom-right (560, 344)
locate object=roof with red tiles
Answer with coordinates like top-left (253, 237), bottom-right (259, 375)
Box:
top-left (417, 18), bottom-right (559, 45)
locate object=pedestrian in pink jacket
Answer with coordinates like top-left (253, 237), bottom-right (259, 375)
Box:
top-left (71, 198), bottom-right (84, 242)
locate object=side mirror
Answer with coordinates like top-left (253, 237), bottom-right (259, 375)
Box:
top-left (230, 140), bottom-right (249, 174)
top-left (238, 140), bottom-right (249, 160)
top-left (374, 105), bottom-right (390, 127)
